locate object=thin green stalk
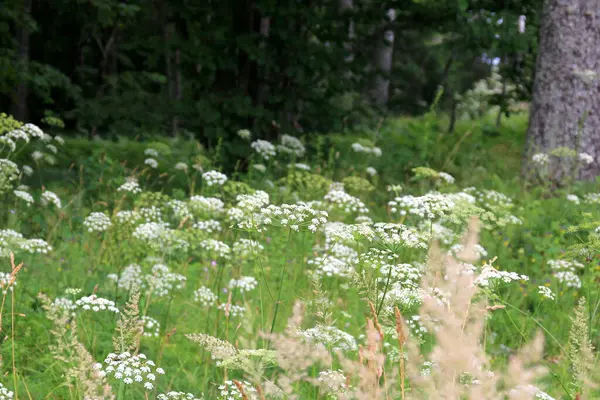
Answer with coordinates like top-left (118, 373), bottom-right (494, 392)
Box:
top-left (270, 229), bottom-right (293, 334)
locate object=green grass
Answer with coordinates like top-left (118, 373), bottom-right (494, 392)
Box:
top-left (0, 112), bottom-right (598, 399)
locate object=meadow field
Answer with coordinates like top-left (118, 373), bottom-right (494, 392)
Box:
top-left (0, 112), bottom-right (597, 399)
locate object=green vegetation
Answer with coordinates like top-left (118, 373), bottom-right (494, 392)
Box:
top-left (0, 112), bottom-right (597, 399)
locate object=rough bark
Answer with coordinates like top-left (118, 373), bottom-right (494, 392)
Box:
top-left (370, 9), bottom-right (395, 106)
top-left (525, 0), bottom-right (600, 180)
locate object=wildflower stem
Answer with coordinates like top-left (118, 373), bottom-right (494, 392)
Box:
top-left (376, 265), bottom-right (394, 316)
top-left (270, 229), bottom-right (292, 334)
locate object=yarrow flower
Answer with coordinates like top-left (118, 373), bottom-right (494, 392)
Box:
top-left (144, 148), bottom-right (159, 157)
top-left (474, 265), bottom-right (529, 287)
top-left (202, 170), bottom-right (228, 186)
top-left (579, 152), bottom-right (594, 165)
top-left (141, 316), bottom-right (160, 337)
top-left (389, 193), bottom-right (455, 220)
top-left (107, 264), bottom-right (143, 290)
top-left (252, 164), bottom-right (266, 173)
top-left (251, 140), bottom-right (276, 160)
top-left (537, 286), bottom-right (555, 300)
top-left (366, 166), bottom-right (377, 176)
top-left (75, 294), bottom-right (120, 313)
top-left (83, 212), bottom-right (112, 232)
top-left (117, 180), bottom-right (142, 194)
top-left (532, 153), bottom-right (549, 166)
top-left (237, 129), bottom-right (251, 141)
top-left (144, 158), bottom-right (158, 169)
top-left (298, 325), bottom-right (357, 352)
top-left (0, 382), bottom-right (14, 399)
top-left (158, 392), bottom-right (203, 400)
top-left (94, 352), bottom-right (165, 390)
top-left (174, 162), bottom-right (188, 172)
top-left (144, 264), bottom-right (186, 297)
top-left (351, 142), bottom-right (382, 157)
top-left (228, 276), bottom-right (258, 293)
top-left (566, 194), bottom-right (580, 204)
top-left (41, 191), bottom-right (61, 208)
top-left (194, 286), bottom-right (217, 307)
top-left (13, 190), bottom-right (34, 206)
top-left (218, 380), bottom-right (258, 400)
top-left (277, 134), bottom-right (305, 157)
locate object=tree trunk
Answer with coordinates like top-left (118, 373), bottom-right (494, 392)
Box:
top-left (340, 0), bottom-right (354, 64)
top-left (525, 0), bottom-right (600, 180)
top-left (11, 0), bottom-right (33, 121)
top-left (370, 9), bottom-right (395, 106)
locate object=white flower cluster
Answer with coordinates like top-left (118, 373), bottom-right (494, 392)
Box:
top-left (139, 206), bottom-right (163, 222)
top-left (94, 352), bottom-right (165, 390)
top-left (0, 229), bottom-right (52, 256)
top-left (548, 259), bottom-right (582, 288)
top-left (450, 243), bottom-right (488, 260)
top-left (537, 286), bottom-right (555, 300)
top-left (0, 382), bottom-right (13, 399)
top-left (290, 163), bottom-right (311, 171)
top-left (324, 189), bottom-right (369, 215)
top-left (107, 264), bottom-right (143, 290)
top-left (566, 194), bottom-right (580, 204)
top-left (144, 148), bottom-right (159, 157)
top-left (308, 255), bottom-right (354, 278)
top-left (174, 162), bottom-right (188, 172)
top-left (158, 392), bottom-right (203, 400)
top-left (19, 238), bottom-right (52, 254)
top-left (579, 152), bottom-right (594, 165)
top-left (218, 380), bottom-right (258, 400)
top-left (228, 276), bottom-right (258, 293)
top-left (584, 193), bottom-right (600, 204)
top-left (257, 203), bottom-right (328, 232)
top-left (202, 170), bottom-right (228, 186)
top-left (190, 196), bottom-right (225, 216)
top-left (237, 129), bottom-right (251, 140)
top-left (194, 286), bottom-right (217, 307)
top-left (236, 191), bottom-right (269, 212)
top-left (217, 303), bottom-right (245, 317)
top-left (41, 191), bottom-right (62, 208)
top-left (0, 272), bottom-right (16, 295)
top-left (13, 190), bottom-right (34, 206)
top-left (232, 238), bottom-right (264, 259)
top-left (389, 193), bottom-right (455, 220)
top-left (146, 264), bottom-right (186, 297)
top-left (278, 134), bottom-right (305, 157)
top-left (141, 316), bottom-right (160, 337)
top-left (145, 158), bottom-right (158, 169)
top-left (366, 166), bottom-right (377, 176)
top-left (83, 212), bottom-right (112, 232)
top-left (251, 140), bottom-right (277, 160)
top-left (372, 223), bottom-right (429, 249)
top-left (199, 239), bottom-right (231, 258)
top-left (167, 200), bottom-right (192, 221)
top-left (133, 222), bottom-right (189, 254)
top-left (531, 153), bottom-right (549, 166)
top-left (116, 210), bottom-right (141, 224)
top-left (75, 294), bottom-right (120, 313)
top-left (351, 142), bottom-right (382, 157)
top-left (252, 164), bottom-right (266, 173)
top-left (317, 369), bottom-right (347, 395)
top-left (438, 172), bottom-right (455, 184)
top-left (298, 325), bottom-right (357, 352)
top-left (117, 180), bottom-right (142, 194)
top-left (192, 219), bottom-right (222, 233)
top-left (474, 265), bottom-right (528, 287)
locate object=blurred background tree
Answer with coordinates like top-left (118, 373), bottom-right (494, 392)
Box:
top-left (0, 0), bottom-right (541, 146)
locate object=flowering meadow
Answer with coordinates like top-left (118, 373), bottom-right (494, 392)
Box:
top-left (0, 113), bottom-right (599, 399)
